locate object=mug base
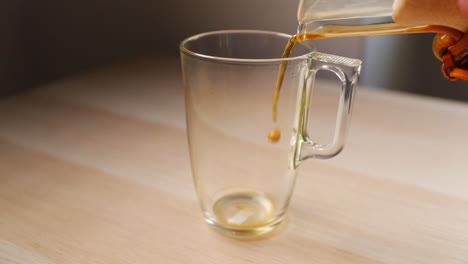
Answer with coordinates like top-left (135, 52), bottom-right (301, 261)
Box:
top-left (205, 216), bottom-right (285, 239)
top-left (205, 191), bottom-right (285, 239)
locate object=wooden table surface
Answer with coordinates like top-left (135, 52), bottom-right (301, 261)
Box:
top-left (1, 56), bottom-right (467, 264)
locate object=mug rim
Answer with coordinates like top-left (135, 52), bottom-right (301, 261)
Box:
top-left (179, 29), bottom-right (316, 64)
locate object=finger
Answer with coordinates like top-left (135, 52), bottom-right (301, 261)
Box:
top-left (459, 0), bottom-right (468, 15)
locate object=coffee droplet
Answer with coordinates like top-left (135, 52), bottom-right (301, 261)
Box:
top-left (268, 128), bottom-right (281, 142)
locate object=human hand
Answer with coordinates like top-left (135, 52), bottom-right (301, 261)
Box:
top-left (459, 0), bottom-right (468, 15)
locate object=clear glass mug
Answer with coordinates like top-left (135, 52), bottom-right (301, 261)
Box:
top-left (180, 30), bottom-right (361, 237)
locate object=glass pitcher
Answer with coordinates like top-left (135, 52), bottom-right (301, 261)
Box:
top-left (296, 0), bottom-right (465, 38)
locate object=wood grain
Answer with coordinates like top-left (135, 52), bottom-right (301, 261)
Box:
top-left (0, 239), bottom-right (56, 264)
top-left (0, 56), bottom-right (467, 263)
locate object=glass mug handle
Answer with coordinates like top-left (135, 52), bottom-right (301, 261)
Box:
top-left (295, 52), bottom-right (362, 164)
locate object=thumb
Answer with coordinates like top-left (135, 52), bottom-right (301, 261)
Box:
top-left (459, 0), bottom-right (468, 15)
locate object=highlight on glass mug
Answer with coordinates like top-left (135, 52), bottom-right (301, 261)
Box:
top-left (180, 30), bottom-right (361, 238)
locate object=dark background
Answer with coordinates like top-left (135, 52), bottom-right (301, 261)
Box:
top-left (1, 0), bottom-right (467, 99)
